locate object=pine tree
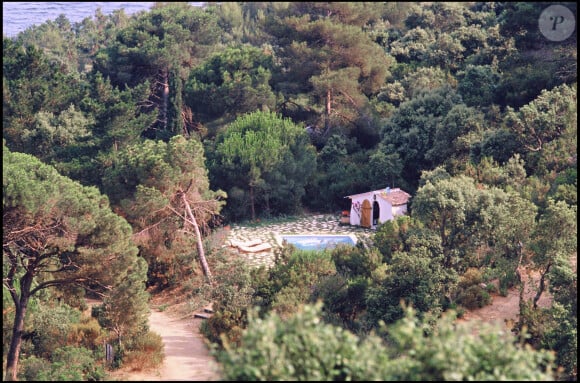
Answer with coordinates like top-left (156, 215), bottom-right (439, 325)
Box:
top-left (3, 145), bottom-right (142, 381)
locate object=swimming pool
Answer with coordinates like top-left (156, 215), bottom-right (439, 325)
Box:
top-left (277, 234), bottom-right (357, 251)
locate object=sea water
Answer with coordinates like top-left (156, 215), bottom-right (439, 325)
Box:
top-left (2, 2), bottom-right (204, 38)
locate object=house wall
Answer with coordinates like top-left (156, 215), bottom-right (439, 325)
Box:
top-left (392, 204), bottom-right (407, 217)
top-left (349, 207), bottom-right (361, 226)
top-left (348, 190), bottom-right (410, 227)
top-left (348, 193), bottom-right (374, 226)
top-left (379, 201), bottom-right (394, 222)
top-left (349, 193), bottom-right (402, 226)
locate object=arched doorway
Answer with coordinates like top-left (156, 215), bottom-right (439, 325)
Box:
top-left (361, 199), bottom-right (372, 228)
top-left (373, 200), bottom-right (380, 226)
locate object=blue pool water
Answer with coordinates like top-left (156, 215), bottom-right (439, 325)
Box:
top-left (280, 235), bottom-right (357, 251)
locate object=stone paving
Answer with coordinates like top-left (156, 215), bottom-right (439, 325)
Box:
top-left (225, 214), bottom-right (375, 268)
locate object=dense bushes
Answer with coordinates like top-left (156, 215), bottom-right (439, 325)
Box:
top-left (202, 246), bottom-right (337, 347)
top-left (218, 302), bottom-right (556, 381)
top-left (120, 332), bottom-right (164, 372)
top-left (201, 258), bottom-right (257, 347)
top-left (217, 302), bottom-right (390, 381)
top-left (456, 285), bottom-right (492, 309)
top-left (455, 267), bottom-right (493, 309)
top-left (19, 346), bottom-right (106, 381)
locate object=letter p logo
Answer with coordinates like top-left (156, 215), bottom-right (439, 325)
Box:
top-left (539, 5), bottom-right (575, 42)
top-left (551, 15), bottom-right (565, 30)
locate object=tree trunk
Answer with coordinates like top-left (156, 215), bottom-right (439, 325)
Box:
top-left (181, 193), bottom-right (213, 284)
top-left (440, 214), bottom-right (447, 248)
top-left (5, 304), bottom-right (27, 381)
top-left (249, 184), bottom-right (256, 221)
top-left (5, 273), bottom-right (33, 381)
top-left (160, 68), bottom-right (169, 131)
top-left (515, 247), bottom-right (525, 316)
top-left (325, 89), bottom-right (331, 133)
top-left (264, 191), bottom-right (270, 216)
top-left (533, 263), bottom-right (551, 309)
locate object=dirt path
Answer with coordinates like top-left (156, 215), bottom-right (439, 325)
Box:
top-left (111, 309), bottom-right (222, 381)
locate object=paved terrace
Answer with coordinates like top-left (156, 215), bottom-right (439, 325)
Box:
top-left (225, 214), bottom-right (375, 268)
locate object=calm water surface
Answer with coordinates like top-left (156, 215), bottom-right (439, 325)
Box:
top-left (2, 2), bottom-right (203, 38)
top-left (281, 235), bottom-right (357, 251)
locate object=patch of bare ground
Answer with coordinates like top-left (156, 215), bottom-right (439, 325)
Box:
top-left (457, 268), bottom-right (553, 332)
top-left (106, 287), bottom-right (221, 381)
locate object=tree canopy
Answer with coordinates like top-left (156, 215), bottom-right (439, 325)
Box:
top-left (3, 144), bottom-right (145, 381)
top-left (208, 110), bottom-right (316, 221)
top-left (102, 135), bottom-right (225, 286)
top-left (218, 302), bottom-right (556, 381)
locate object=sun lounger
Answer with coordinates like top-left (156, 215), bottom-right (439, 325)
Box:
top-left (237, 242), bottom-right (273, 253)
top-left (229, 239), bottom-right (263, 248)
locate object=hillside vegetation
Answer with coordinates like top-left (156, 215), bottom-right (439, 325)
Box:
top-left (3, 2), bottom-right (576, 381)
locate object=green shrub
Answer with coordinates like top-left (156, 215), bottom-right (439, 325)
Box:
top-left (499, 286), bottom-right (509, 297)
top-left (499, 269), bottom-right (519, 292)
top-left (201, 258), bottom-right (256, 347)
top-left (218, 302), bottom-right (556, 381)
top-left (331, 245), bottom-right (382, 278)
top-left (261, 247), bottom-right (336, 318)
top-left (455, 268), bottom-right (495, 309)
top-left (456, 306), bottom-right (466, 319)
top-left (458, 267), bottom-right (484, 289)
top-left (67, 316), bottom-right (105, 350)
top-left (456, 285), bottom-right (492, 309)
top-left (204, 246), bottom-right (338, 349)
top-left (19, 346), bottom-right (106, 381)
top-left (364, 248), bottom-right (449, 327)
top-left (158, 304), bottom-right (168, 312)
top-left (447, 302), bottom-right (466, 319)
top-left (485, 282), bottom-right (498, 295)
top-left (28, 302), bottom-right (81, 358)
top-left (372, 219), bottom-right (402, 261)
top-left (218, 302), bottom-right (386, 381)
top-left (203, 308), bottom-right (247, 348)
top-left (121, 331), bottom-right (164, 372)
top-left (18, 355), bottom-right (51, 381)
top-left (312, 273), bottom-right (369, 331)
top-left (270, 285), bottom-right (311, 318)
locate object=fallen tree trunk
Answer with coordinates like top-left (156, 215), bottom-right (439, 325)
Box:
top-left (181, 192), bottom-right (213, 284)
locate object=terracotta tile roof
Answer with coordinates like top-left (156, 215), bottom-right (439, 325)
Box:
top-left (377, 188), bottom-right (411, 206)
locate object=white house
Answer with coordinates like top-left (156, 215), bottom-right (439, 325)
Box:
top-left (345, 187), bottom-right (411, 228)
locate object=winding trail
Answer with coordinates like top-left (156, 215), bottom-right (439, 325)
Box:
top-left (112, 308), bottom-right (221, 381)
